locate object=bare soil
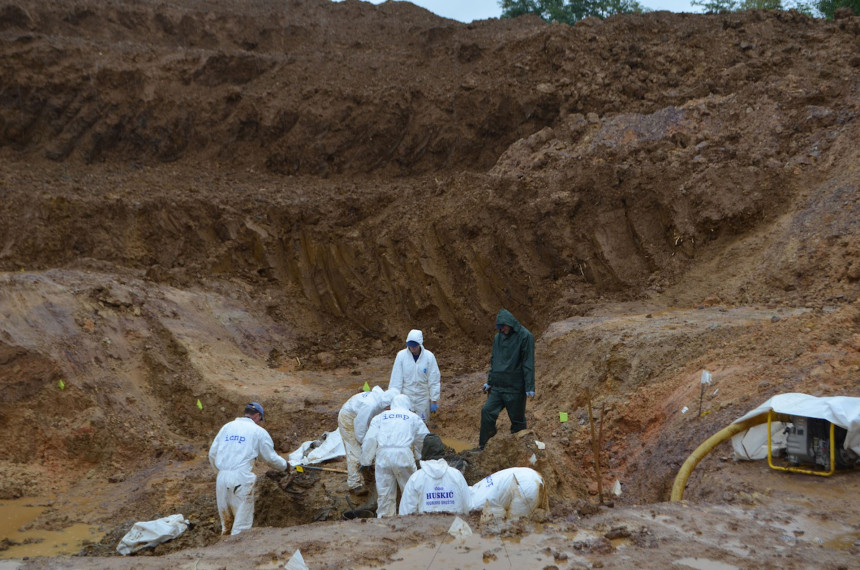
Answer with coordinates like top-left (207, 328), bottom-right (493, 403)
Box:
top-left (1, 0), bottom-right (859, 568)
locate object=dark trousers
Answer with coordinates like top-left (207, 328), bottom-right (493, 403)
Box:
top-left (479, 389), bottom-right (527, 449)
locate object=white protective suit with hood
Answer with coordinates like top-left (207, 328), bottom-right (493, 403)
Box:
top-left (337, 386), bottom-right (394, 489)
top-left (360, 394), bottom-right (429, 517)
top-left (388, 329), bottom-right (441, 421)
top-left (208, 416), bottom-right (288, 535)
top-left (469, 467), bottom-right (546, 520)
top-left (398, 458), bottom-right (471, 515)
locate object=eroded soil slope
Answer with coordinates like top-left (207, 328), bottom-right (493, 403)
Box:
top-left (1, 0), bottom-right (859, 567)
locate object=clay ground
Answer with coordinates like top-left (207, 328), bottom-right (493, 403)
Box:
top-left (1, 0), bottom-right (859, 568)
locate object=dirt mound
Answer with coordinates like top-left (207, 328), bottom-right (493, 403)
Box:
top-left (1, 0), bottom-right (859, 567)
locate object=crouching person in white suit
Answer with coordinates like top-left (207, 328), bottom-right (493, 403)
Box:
top-left (360, 394), bottom-right (429, 517)
top-left (338, 385), bottom-right (394, 493)
top-left (399, 458), bottom-right (470, 515)
top-left (469, 467), bottom-right (547, 520)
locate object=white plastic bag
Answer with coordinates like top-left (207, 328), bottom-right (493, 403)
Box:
top-left (288, 430), bottom-right (345, 466)
top-left (286, 549), bottom-right (309, 570)
top-left (448, 517), bottom-right (473, 538)
top-left (116, 514), bottom-right (189, 555)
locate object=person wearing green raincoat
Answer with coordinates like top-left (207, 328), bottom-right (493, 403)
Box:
top-left (479, 309), bottom-right (535, 449)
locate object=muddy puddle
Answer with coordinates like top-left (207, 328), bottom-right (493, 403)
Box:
top-left (360, 523), bottom-right (634, 569)
top-left (365, 533), bottom-right (559, 569)
top-left (441, 437), bottom-right (474, 453)
top-left (0, 498), bottom-right (103, 559)
top-left (767, 512), bottom-right (860, 550)
top-left (673, 558), bottom-right (739, 570)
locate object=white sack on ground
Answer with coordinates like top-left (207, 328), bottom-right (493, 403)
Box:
top-left (469, 467), bottom-right (545, 520)
top-left (730, 393), bottom-right (860, 457)
top-left (288, 430), bottom-right (345, 466)
top-left (116, 514), bottom-right (189, 555)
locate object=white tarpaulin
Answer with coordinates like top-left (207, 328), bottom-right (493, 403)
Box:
top-left (288, 430), bottom-right (345, 466)
top-left (116, 514), bottom-right (189, 555)
top-left (731, 393), bottom-right (860, 460)
top-left (732, 421), bottom-right (787, 460)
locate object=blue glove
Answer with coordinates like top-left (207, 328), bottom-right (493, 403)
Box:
top-left (526, 391), bottom-right (535, 398)
top-left (430, 402), bottom-right (438, 413)
top-left (482, 383), bottom-right (491, 393)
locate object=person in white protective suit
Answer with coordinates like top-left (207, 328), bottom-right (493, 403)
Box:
top-left (398, 458), bottom-right (471, 515)
top-left (388, 329), bottom-right (441, 422)
top-left (360, 394), bottom-right (429, 517)
top-left (469, 467), bottom-right (547, 520)
top-left (208, 402), bottom-right (288, 535)
top-left (337, 386), bottom-right (395, 493)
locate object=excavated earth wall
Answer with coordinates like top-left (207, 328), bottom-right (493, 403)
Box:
top-left (0, 0), bottom-right (859, 566)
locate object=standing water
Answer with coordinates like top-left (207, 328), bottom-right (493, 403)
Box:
top-left (0, 497), bottom-right (103, 559)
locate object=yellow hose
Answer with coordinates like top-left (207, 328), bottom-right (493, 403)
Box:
top-left (670, 415), bottom-right (768, 502)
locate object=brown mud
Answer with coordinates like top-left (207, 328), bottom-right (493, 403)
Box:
top-left (1, 0), bottom-right (859, 567)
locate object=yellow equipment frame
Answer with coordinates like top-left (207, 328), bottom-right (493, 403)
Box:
top-left (767, 410), bottom-right (836, 477)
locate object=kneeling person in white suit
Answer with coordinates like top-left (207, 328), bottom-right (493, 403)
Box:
top-left (360, 394), bottom-right (429, 517)
top-left (208, 402), bottom-right (288, 535)
top-left (399, 458), bottom-right (470, 515)
top-left (469, 467), bottom-right (547, 520)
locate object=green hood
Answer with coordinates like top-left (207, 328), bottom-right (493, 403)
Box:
top-left (495, 308), bottom-right (520, 332)
top-left (488, 309), bottom-right (535, 393)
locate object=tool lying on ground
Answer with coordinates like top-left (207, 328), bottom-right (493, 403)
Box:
top-left (294, 464), bottom-right (348, 474)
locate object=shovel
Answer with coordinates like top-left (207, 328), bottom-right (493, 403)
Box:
top-left (293, 464), bottom-right (348, 474)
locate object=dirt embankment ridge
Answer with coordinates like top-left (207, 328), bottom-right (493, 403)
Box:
top-left (2, 1), bottom-right (859, 344)
top-left (1, 0), bottom-right (859, 567)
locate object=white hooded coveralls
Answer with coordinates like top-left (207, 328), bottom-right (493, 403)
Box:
top-left (388, 329), bottom-right (441, 422)
top-left (208, 417), bottom-right (287, 535)
top-left (398, 458), bottom-right (471, 515)
top-left (337, 386), bottom-right (393, 489)
top-left (360, 394), bottom-right (429, 517)
top-left (469, 467), bottom-right (546, 520)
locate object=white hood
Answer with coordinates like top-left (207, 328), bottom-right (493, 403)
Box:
top-left (391, 394), bottom-right (412, 411)
top-left (406, 329), bottom-right (424, 345)
top-left (419, 458), bottom-right (449, 479)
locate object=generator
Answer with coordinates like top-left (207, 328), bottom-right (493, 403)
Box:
top-left (782, 415), bottom-right (857, 472)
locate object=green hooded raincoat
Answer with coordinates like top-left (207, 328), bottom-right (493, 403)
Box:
top-left (488, 309), bottom-right (535, 394)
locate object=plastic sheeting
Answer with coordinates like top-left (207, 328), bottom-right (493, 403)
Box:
top-left (732, 421), bottom-right (787, 460)
top-left (288, 430), bottom-right (345, 466)
top-left (285, 549), bottom-right (309, 570)
top-left (116, 514), bottom-right (189, 555)
top-left (448, 517), bottom-right (473, 538)
top-left (731, 393), bottom-right (860, 460)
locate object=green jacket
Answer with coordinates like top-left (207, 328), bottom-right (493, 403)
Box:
top-left (488, 309), bottom-right (535, 394)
